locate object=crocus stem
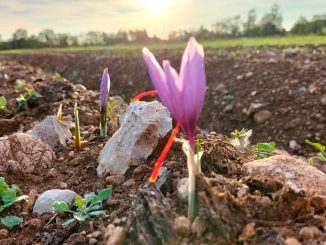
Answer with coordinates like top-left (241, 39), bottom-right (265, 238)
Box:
top-left (74, 103), bottom-right (81, 151)
top-left (149, 120), bottom-right (181, 182)
top-left (100, 98), bottom-right (109, 137)
top-left (183, 139), bottom-right (202, 221)
top-left (184, 141), bottom-right (198, 222)
top-left (132, 90), bottom-right (158, 102)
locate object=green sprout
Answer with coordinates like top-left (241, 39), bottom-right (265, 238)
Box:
top-left (0, 96), bottom-right (7, 112)
top-left (53, 189), bottom-right (112, 228)
top-left (1, 216), bottom-right (23, 230)
top-left (252, 142), bottom-right (276, 158)
top-left (74, 102), bottom-right (81, 151)
top-left (15, 79), bottom-right (26, 88)
top-left (0, 177), bottom-right (28, 212)
top-left (16, 89), bottom-right (41, 110)
top-left (305, 140), bottom-right (326, 164)
top-left (226, 129), bottom-right (252, 152)
top-left (227, 129), bottom-right (276, 158)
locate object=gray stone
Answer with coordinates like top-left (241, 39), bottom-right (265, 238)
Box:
top-left (0, 133), bottom-right (55, 174)
top-left (173, 216), bottom-right (191, 237)
top-left (177, 178), bottom-right (189, 203)
top-left (242, 155), bottom-right (326, 208)
top-left (253, 110), bottom-right (272, 124)
top-left (289, 140), bottom-right (301, 150)
top-left (33, 189), bottom-right (77, 214)
top-left (97, 101), bottom-right (172, 176)
top-left (32, 115), bottom-right (72, 151)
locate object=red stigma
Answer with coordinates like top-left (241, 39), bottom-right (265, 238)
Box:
top-left (149, 120), bottom-right (182, 182)
top-left (133, 90), bottom-right (158, 101)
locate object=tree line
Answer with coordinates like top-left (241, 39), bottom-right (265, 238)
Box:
top-left (0, 4), bottom-right (325, 50)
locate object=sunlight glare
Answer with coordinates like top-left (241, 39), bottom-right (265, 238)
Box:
top-left (137, 0), bottom-right (170, 13)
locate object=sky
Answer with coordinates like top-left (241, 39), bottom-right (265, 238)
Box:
top-left (0, 0), bottom-right (325, 40)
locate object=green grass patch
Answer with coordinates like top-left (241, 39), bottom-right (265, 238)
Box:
top-left (1, 35), bottom-right (326, 54)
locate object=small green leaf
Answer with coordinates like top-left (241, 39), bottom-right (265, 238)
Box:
top-left (11, 184), bottom-right (21, 193)
top-left (2, 189), bottom-right (17, 204)
top-left (74, 212), bottom-right (89, 221)
top-left (53, 201), bottom-right (71, 213)
top-left (308, 158), bottom-right (314, 166)
top-left (1, 216), bottom-right (23, 229)
top-left (75, 196), bottom-right (84, 209)
top-left (62, 218), bottom-right (75, 228)
top-left (0, 96), bottom-right (7, 110)
top-left (305, 140), bottom-right (326, 152)
top-left (84, 192), bottom-right (95, 205)
top-left (317, 152), bottom-right (326, 162)
top-left (15, 79), bottom-right (26, 88)
top-left (97, 189), bottom-right (112, 202)
top-left (89, 210), bottom-right (106, 217)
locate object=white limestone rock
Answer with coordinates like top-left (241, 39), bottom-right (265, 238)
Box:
top-left (33, 189), bottom-right (77, 214)
top-left (97, 101), bottom-right (172, 177)
top-left (0, 133), bottom-right (55, 174)
top-left (32, 115), bottom-right (72, 151)
top-left (242, 155), bottom-right (326, 208)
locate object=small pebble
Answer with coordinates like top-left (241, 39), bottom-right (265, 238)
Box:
top-left (122, 178), bottom-right (136, 188)
top-left (191, 217), bottom-right (206, 237)
top-left (68, 151), bottom-right (74, 157)
top-left (299, 226), bottom-right (321, 240)
top-left (284, 237), bottom-right (302, 245)
top-left (0, 229), bottom-right (9, 239)
top-left (59, 182), bottom-right (68, 189)
top-left (89, 238), bottom-right (97, 245)
top-left (48, 168), bottom-right (58, 177)
top-left (133, 164), bottom-right (151, 174)
top-left (106, 175), bottom-right (125, 186)
top-left (173, 216), bottom-right (191, 237)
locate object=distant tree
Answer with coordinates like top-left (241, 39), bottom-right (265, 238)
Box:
top-left (244, 8), bottom-right (257, 36)
top-left (12, 28), bottom-right (28, 40)
top-left (195, 26), bottom-right (213, 40)
top-left (129, 29), bottom-right (149, 43)
top-left (260, 4), bottom-right (285, 36)
top-left (291, 16), bottom-right (310, 35)
top-left (38, 29), bottom-right (57, 46)
top-left (116, 30), bottom-right (129, 43)
top-left (214, 16), bottom-right (241, 37)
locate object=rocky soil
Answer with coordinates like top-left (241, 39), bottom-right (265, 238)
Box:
top-left (0, 47), bottom-right (325, 245)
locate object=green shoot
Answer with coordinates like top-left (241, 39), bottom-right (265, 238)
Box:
top-left (305, 140), bottom-right (326, 162)
top-left (227, 129), bottom-right (276, 158)
top-left (252, 142), bottom-right (276, 158)
top-left (0, 177), bottom-right (28, 212)
top-left (53, 188), bottom-right (112, 228)
top-left (226, 129), bottom-right (252, 152)
top-left (74, 102), bottom-right (81, 151)
top-left (0, 96), bottom-right (7, 112)
top-left (16, 89), bottom-right (41, 110)
top-left (1, 216), bottom-right (23, 229)
top-left (15, 79), bottom-right (26, 88)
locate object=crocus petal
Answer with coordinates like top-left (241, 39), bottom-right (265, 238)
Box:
top-left (162, 60), bottom-right (183, 121)
top-left (100, 68), bottom-right (110, 115)
top-left (142, 48), bottom-right (173, 111)
top-left (179, 38), bottom-right (206, 144)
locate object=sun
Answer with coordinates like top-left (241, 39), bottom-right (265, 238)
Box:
top-left (137, 0), bottom-right (170, 13)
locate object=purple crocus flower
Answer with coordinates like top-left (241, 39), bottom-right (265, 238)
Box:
top-left (100, 68), bottom-right (110, 116)
top-left (143, 37), bottom-right (206, 150)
